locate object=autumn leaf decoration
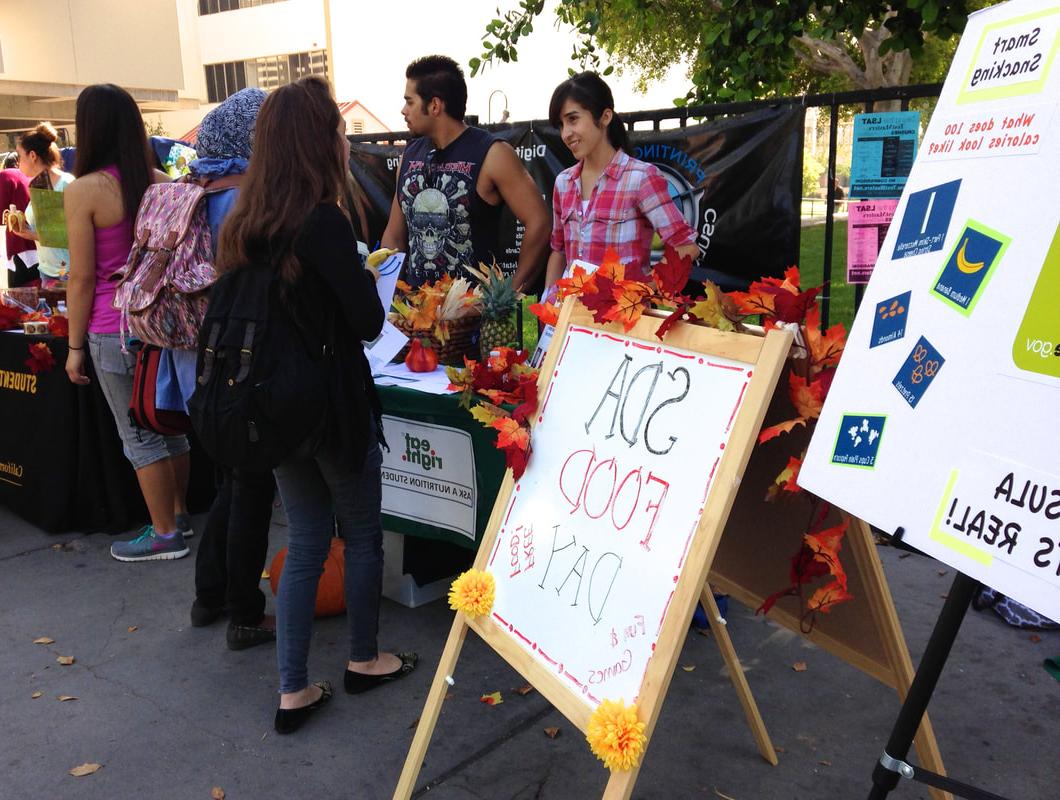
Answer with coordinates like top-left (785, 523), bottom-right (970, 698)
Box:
top-left (446, 347), bottom-right (539, 479)
top-left (25, 342), bottom-right (56, 374)
top-left (535, 245), bottom-right (741, 338)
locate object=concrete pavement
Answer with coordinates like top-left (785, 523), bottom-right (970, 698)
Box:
top-left (1, 505), bottom-right (1056, 799)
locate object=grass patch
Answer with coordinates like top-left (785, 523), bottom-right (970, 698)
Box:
top-left (799, 220), bottom-right (857, 331)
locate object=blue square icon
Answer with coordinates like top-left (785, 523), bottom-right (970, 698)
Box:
top-left (831, 414), bottom-right (886, 469)
top-left (870, 291), bottom-right (911, 348)
top-left (931, 222), bottom-right (1010, 315)
top-left (892, 179), bottom-right (961, 260)
top-left (892, 336), bottom-right (945, 409)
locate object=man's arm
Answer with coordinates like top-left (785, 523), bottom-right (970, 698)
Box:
top-left (482, 143), bottom-right (549, 293)
top-left (380, 155), bottom-right (408, 251)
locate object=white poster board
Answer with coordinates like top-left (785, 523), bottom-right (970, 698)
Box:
top-left (489, 322), bottom-right (753, 707)
top-left (800, 0), bottom-right (1060, 621)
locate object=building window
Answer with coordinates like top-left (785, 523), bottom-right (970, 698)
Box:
top-left (198, 0), bottom-right (288, 15)
top-left (204, 50), bottom-right (328, 103)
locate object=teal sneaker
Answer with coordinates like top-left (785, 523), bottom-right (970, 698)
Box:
top-left (110, 526), bottom-right (189, 562)
top-left (175, 512), bottom-right (195, 539)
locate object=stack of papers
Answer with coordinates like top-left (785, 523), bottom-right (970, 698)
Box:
top-left (371, 363), bottom-right (455, 395)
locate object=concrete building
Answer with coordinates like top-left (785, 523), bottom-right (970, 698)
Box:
top-left (158, 0), bottom-right (389, 140)
top-left (0, 0), bottom-right (194, 149)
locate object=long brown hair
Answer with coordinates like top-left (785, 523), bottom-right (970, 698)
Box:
top-left (217, 76), bottom-right (348, 282)
top-left (73, 85), bottom-right (154, 220)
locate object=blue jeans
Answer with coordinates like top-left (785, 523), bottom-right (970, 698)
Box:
top-left (273, 437), bottom-right (383, 694)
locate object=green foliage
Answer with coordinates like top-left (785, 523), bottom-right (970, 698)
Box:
top-left (473, 1), bottom-right (973, 103)
top-left (803, 151), bottom-right (827, 197)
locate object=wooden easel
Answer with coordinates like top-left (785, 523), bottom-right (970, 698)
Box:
top-left (395, 303), bottom-right (792, 799)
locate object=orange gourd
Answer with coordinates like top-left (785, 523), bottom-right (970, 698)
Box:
top-left (269, 537), bottom-right (346, 618)
top-left (405, 338), bottom-right (439, 372)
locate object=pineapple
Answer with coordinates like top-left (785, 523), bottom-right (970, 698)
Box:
top-left (467, 262), bottom-right (519, 358)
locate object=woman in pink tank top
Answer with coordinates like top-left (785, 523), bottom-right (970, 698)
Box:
top-left (64, 84), bottom-right (194, 563)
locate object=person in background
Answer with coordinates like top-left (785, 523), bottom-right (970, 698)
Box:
top-left (63, 84), bottom-right (193, 561)
top-left (176, 88), bottom-right (280, 651)
top-left (381, 55), bottom-right (549, 292)
top-left (3, 153), bottom-right (18, 169)
top-left (217, 76), bottom-right (417, 735)
top-left (9, 123), bottom-right (74, 288)
top-left (0, 161), bottom-right (37, 286)
top-left (543, 72), bottom-right (700, 297)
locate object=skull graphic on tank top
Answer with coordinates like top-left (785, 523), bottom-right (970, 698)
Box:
top-left (399, 157), bottom-right (474, 286)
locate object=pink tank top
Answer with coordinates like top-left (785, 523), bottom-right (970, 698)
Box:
top-left (88, 165), bottom-right (135, 334)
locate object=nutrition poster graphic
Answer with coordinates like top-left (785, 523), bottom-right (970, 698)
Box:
top-left (1012, 222), bottom-right (1060, 380)
top-left (930, 220), bottom-right (1011, 315)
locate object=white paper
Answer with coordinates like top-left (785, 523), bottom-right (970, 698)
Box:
top-left (374, 252), bottom-right (404, 312)
top-left (371, 363), bottom-right (455, 395)
top-left (364, 320), bottom-right (410, 372)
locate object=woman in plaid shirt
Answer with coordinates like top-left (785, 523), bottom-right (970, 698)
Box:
top-left (543, 72), bottom-right (700, 297)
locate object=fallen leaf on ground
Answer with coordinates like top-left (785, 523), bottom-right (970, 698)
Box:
top-left (792, 661), bottom-right (808, 672)
top-left (713, 788), bottom-right (737, 800)
top-left (937, 570), bottom-right (948, 576)
top-left (898, 553), bottom-right (911, 559)
top-left (69, 763), bottom-right (102, 777)
top-left (57, 695), bottom-right (77, 702)
top-left (819, 760), bottom-right (832, 766)
top-left (543, 726), bottom-right (560, 739)
top-left (408, 718), bottom-right (419, 730)
top-left (479, 691), bottom-right (503, 706)
top-left (57, 656), bottom-right (75, 666)
top-left (775, 746), bottom-right (786, 754)
top-left (31, 691), bottom-right (42, 699)
top-left (52, 543), bottom-right (63, 550)
top-left (33, 637), bottom-right (55, 645)
top-left (127, 626), bottom-right (138, 633)
top-left (211, 789), bottom-right (225, 800)
top-left (261, 570), bottom-right (269, 580)
top-left (515, 684), bottom-right (534, 696)
top-left (681, 665), bottom-right (695, 672)
top-left (444, 692), bottom-right (454, 701)
top-left (1030, 634), bottom-right (1042, 643)
top-left (694, 627), bottom-right (711, 637)
top-left (940, 594), bottom-right (948, 600)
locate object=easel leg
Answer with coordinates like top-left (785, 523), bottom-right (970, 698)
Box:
top-left (393, 616), bottom-right (470, 800)
top-left (867, 572), bottom-right (979, 800)
top-left (700, 585), bottom-right (778, 765)
top-left (602, 762), bottom-right (642, 799)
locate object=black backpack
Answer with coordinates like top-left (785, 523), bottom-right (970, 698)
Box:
top-left (188, 264), bottom-right (331, 471)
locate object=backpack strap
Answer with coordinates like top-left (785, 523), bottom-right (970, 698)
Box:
top-left (193, 174), bottom-right (244, 194)
top-left (235, 321), bottom-right (256, 383)
top-left (198, 322), bottom-right (222, 385)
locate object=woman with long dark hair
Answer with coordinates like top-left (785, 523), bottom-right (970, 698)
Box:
top-left (216, 76), bottom-right (416, 735)
top-left (63, 84), bottom-right (193, 561)
top-left (543, 71), bottom-right (699, 293)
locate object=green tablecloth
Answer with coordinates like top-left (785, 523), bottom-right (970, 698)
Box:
top-left (377, 384), bottom-right (505, 550)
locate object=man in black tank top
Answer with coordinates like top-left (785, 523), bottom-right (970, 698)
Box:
top-left (381, 55), bottom-right (549, 292)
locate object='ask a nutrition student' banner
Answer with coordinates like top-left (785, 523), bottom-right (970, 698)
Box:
top-left (348, 106), bottom-right (803, 292)
top-left (800, 0), bottom-right (1060, 622)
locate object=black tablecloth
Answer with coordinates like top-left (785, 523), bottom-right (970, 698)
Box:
top-left (0, 332), bottom-right (214, 533)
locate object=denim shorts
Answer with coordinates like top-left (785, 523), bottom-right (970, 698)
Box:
top-left (87, 332), bottom-right (190, 470)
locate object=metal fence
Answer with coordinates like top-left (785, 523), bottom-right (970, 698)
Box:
top-left (350, 82), bottom-right (943, 327)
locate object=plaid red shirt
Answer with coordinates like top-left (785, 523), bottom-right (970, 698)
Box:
top-left (550, 150), bottom-right (696, 278)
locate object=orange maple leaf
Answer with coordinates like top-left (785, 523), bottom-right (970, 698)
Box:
top-left (758, 417), bottom-right (808, 444)
top-left (604, 281), bottom-right (653, 332)
top-left (596, 249), bottom-right (626, 284)
top-left (555, 265), bottom-right (594, 299)
top-left (804, 305), bottom-right (846, 372)
top-left (528, 301), bottom-right (559, 326)
top-left (806, 581), bottom-right (854, 613)
top-left (491, 417), bottom-right (530, 451)
top-left (804, 520), bottom-right (849, 581)
top-left (789, 372), bottom-right (826, 420)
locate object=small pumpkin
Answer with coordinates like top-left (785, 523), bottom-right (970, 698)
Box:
top-left (269, 537), bottom-right (346, 618)
top-left (405, 337), bottom-right (439, 372)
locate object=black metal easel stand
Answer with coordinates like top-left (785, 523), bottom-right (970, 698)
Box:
top-left (867, 565), bottom-right (1014, 800)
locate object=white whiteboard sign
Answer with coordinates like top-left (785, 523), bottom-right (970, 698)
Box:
top-left (800, 0), bottom-right (1060, 621)
top-left (489, 323), bottom-right (753, 708)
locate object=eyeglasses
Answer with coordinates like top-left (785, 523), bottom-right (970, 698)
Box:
top-left (424, 148), bottom-right (436, 189)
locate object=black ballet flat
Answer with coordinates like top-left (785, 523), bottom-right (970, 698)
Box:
top-left (274, 680), bottom-right (333, 735)
top-left (344, 652), bottom-right (418, 695)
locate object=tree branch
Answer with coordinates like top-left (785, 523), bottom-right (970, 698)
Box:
top-left (792, 34), bottom-right (870, 88)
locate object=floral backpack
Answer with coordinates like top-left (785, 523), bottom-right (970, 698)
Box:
top-left (112, 177), bottom-right (237, 350)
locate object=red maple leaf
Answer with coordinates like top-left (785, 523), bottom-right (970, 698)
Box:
top-left (654, 303), bottom-right (690, 340)
top-left (47, 315), bottom-right (69, 338)
top-left (25, 342), bottom-right (56, 374)
top-left (651, 244), bottom-right (692, 299)
top-left (0, 304), bottom-right (24, 331)
top-left (789, 371), bottom-right (827, 420)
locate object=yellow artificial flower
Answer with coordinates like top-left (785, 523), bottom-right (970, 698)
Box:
top-left (448, 568), bottom-right (495, 618)
top-left (586, 699), bottom-right (647, 771)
